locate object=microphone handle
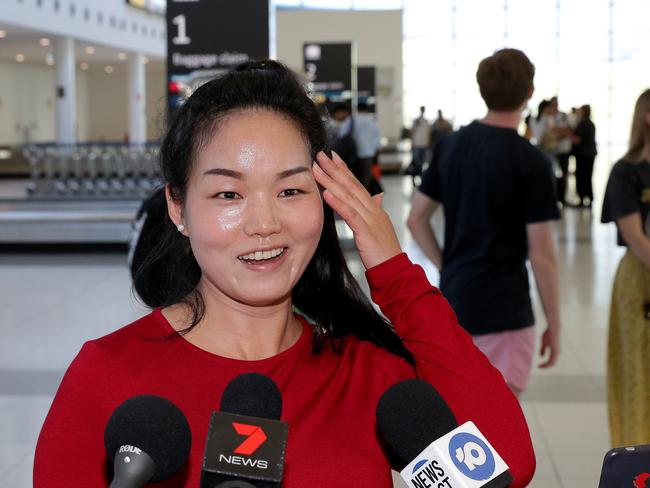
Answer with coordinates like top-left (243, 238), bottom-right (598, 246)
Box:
top-left (481, 469), bottom-right (514, 488)
top-left (109, 448), bottom-right (156, 488)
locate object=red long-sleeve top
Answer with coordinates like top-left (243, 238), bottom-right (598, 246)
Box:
top-left (34, 253), bottom-right (535, 487)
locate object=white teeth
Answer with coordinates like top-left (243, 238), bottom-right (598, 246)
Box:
top-left (238, 248), bottom-right (285, 262)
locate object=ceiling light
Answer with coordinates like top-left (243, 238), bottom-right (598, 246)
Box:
top-left (117, 52), bottom-right (127, 61)
top-left (15, 54), bottom-right (25, 62)
top-left (85, 46), bottom-right (95, 54)
top-left (40, 38), bottom-right (50, 47)
top-left (0, 31), bottom-right (7, 39)
top-left (80, 62), bottom-right (89, 70)
top-left (105, 65), bottom-right (114, 74)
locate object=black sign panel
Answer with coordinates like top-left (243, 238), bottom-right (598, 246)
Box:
top-left (303, 42), bottom-right (353, 93)
top-left (166, 0), bottom-right (270, 108)
top-left (357, 66), bottom-right (376, 98)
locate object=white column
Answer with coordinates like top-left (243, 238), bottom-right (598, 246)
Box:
top-left (127, 52), bottom-right (147, 144)
top-left (55, 37), bottom-right (76, 144)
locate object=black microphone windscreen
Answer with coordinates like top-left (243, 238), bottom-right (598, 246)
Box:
top-left (104, 395), bottom-right (191, 482)
top-left (376, 379), bottom-right (458, 463)
top-left (220, 373), bottom-right (282, 420)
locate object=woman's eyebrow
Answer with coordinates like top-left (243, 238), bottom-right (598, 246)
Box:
top-left (203, 168), bottom-right (243, 179)
top-left (202, 166), bottom-right (309, 180)
top-left (276, 166), bottom-right (309, 180)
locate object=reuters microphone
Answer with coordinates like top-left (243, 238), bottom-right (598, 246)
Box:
top-left (377, 379), bottom-right (513, 488)
top-left (104, 395), bottom-right (191, 488)
top-left (200, 373), bottom-right (288, 488)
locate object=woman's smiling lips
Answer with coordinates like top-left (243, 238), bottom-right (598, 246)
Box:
top-left (237, 247), bottom-right (288, 271)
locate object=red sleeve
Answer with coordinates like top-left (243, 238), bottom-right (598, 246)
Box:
top-left (34, 342), bottom-right (113, 487)
top-left (366, 253), bottom-right (536, 487)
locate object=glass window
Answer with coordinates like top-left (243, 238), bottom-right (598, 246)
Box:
top-left (275, 0), bottom-right (649, 170)
top-left (353, 0), bottom-right (402, 9)
top-left (302, 0), bottom-right (353, 9)
top-left (273, 0), bottom-right (303, 7)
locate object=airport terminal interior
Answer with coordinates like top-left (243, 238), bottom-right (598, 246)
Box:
top-left (1, 0), bottom-right (649, 487)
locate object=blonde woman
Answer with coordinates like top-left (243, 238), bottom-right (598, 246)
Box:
top-left (601, 88), bottom-right (650, 446)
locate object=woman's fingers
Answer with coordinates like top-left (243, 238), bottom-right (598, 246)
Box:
top-left (321, 188), bottom-right (365, 230)
top-left (313, 150), bottom-right (402, 270)
top-left (312, 163), bottom-right (366, 227)
top-left (316, 151), bottom-right (375, 213)
top-left (313, 153), bottom-right (372, 223)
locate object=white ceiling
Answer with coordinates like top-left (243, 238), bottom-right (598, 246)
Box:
top-left (0, 21), bottom-right (165, 71)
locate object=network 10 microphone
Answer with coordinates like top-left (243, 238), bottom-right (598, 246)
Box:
top-left (377, 379), bottom-right (513, 488)
top-left (103, 395), bottom-right (192, 488)
top-left (200, 373), bottom-right (288, 488)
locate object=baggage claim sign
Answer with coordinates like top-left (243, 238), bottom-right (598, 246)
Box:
top-left (166, 0), bottom-right (270, 111)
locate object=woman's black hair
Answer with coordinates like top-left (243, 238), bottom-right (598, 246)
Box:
top-left (133, 60), bottom-right (413, 364)
top-left (537, 99), bottom-right (550, 121)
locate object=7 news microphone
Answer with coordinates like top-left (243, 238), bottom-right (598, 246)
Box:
top-left (377, 379), bottom-right (513, 488)
top-left (200, 373), bottom-right (288, 488)
top-left (103, 395), bottom-right (192, 488)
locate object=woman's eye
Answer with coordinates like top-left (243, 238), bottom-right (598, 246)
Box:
top-left (214, 191), bottom-right (241, 200)
top-left (279, 189), bottom-right (302, 197)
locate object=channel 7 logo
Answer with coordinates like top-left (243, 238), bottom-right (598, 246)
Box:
top-left (448, 432), bottom-right (496, 481)
top-left (232, 422), bottom-right (267, 456)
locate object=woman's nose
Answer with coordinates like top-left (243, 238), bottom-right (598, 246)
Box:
top-left (243, 194), bottom-right (282, 237)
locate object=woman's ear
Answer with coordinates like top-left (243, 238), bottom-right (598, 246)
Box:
top-left (165, 184), bottom-right (187, 235)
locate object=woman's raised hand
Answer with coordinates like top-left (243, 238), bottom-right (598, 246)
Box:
top-left (312, 150), bottom-right (402, 270)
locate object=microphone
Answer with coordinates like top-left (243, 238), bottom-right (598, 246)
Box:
top-left (598, 445), bottom-right (650, 488)
top-left (200, 373), bottom-right (288, 488)
top-left (376, 379), bottom-right (513, 488)
top-left (104, 395), bottom-right (192, 488)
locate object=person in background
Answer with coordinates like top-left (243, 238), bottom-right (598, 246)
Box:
top-left (336, 101), bottom-right (382, 192)
top-left (550, 96), bottom-right (573, 205)
top-left (601, 88), bottom-right (650, 447)
top-left (410, 105), bottom-right (430, 175)
top-left (529, 99), bottom-right (560, 175)
top-left (572, 104), bottom-right (597, 208)
top-left (407, 48), bottom-right (561, 397)
top-left (34, 60), bottom-right (535, 487)
top-left (432, 109), bottom-right (453, 133)
top-left (330, 103), bottom-right (361, 184)
top-left (329, 102), bottom-right (351, 141)
top-left (568, 106), bottom-right (580, 129)
top-left (430, 109), bottom-right (453, 159)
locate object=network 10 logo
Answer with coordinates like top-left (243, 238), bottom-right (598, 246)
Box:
top-left (448, 432), bottom-right (496, 481)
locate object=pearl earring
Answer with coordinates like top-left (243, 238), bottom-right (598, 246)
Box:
top-left (177, 224), bottom-right (185, 232)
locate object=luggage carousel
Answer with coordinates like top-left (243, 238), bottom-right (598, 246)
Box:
top-left (0, 198), bottom-right (142, 244)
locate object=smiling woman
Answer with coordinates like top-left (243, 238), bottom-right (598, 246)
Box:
top-left (168, 109), bottom-right (324, 321)
top-left (34, 61), bottom-right (535, 488)
top-left (142, 61), bottom-right (411, 361)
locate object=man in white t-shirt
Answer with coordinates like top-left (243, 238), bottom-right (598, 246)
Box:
top-left (411, 106), bottom-right (430, 174)
top-left (550, 96), bottom-right (573, 204)
top-left (336, 102), bottom-right (381, 191)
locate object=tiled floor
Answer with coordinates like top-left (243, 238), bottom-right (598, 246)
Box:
top-left (0, 174), bottom-right (619, 487)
